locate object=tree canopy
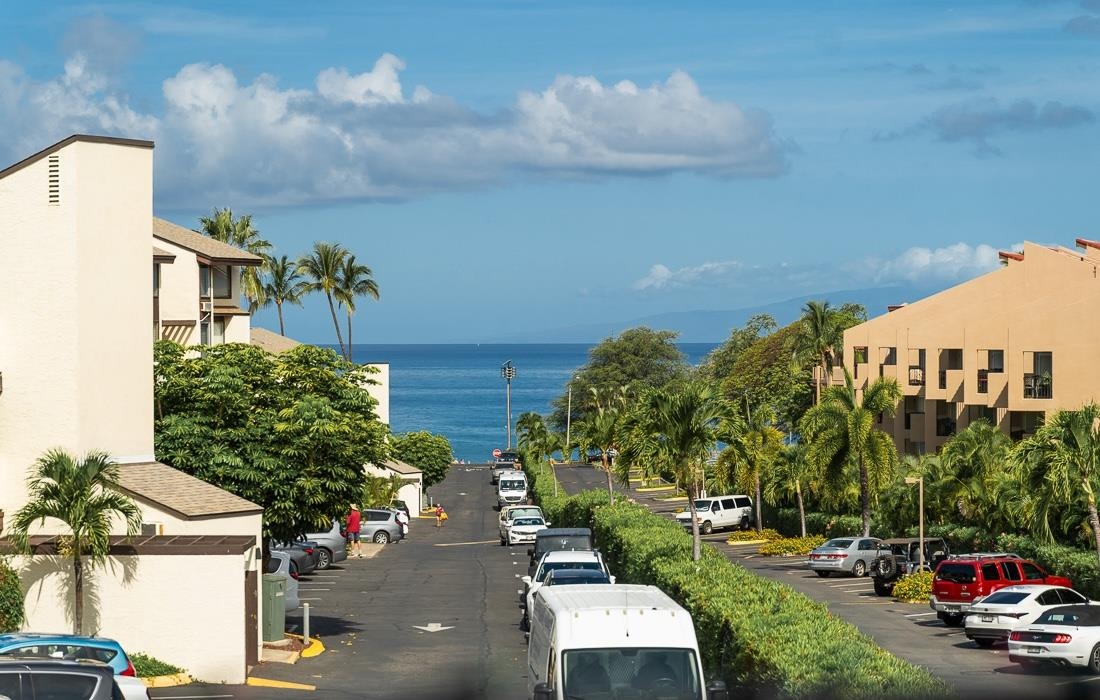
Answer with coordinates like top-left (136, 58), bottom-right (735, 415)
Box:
top-left (390, 431), bottom-right (454, 489)
top-left (153, 340), bottom-right (389, 542)
top-left (720, 321), bottom-right (811, 432)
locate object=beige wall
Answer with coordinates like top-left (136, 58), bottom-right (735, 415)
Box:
top-left (843, 241), bottom-right (1100, 454)
top-left (365, 363), bottom-right (390, 425)
top-left (0, 140), bottom-right (154, 516)
top-left (14, 552), bottom-right (253, 684)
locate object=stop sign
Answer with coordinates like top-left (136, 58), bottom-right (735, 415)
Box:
top-left (492, 448), bottom-right (502, 459)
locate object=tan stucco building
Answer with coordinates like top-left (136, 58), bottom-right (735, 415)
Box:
top-left (842, 240), bottom-right (1100, 455)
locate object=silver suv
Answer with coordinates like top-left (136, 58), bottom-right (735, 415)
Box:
top-left (360, 508), bottom-right (404, 544)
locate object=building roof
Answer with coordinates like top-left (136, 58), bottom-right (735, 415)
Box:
top-left (250, 327), bottom-right (302, 354)
top-left (0, 134), bottom-right (154, 182)
top-left (152, 246), bottom-right (176, 263)
top-left (115, 462), bottom-right (262, 518)
top-left (152, 217), bottom-right (264, 266)
top-left (0, 534), bottom-right (256, 556)
top-left (382, 459), bottom-right (422, 475)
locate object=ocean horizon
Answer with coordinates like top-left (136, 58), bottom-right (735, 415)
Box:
top-left (347, 343), bottom-right (719, 462)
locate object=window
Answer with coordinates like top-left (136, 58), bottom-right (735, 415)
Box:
top-left (987, 350), bottom-right (1004, 373)
top-left (880, 347), bottom-right (897, 366)
top-left (720, 499), bottom-right (735, 510)
top-left (854, 346), bottom-right (868, 364)
top-left (199, 264), bottom-right (232, 298)
top-left (0, 673), bottom-right (20, 699)
top-left (858, 539), bottom-right (878, 551)
top-left (734, 497), bottom-right (751, 508)
top-left (199, 319), bottom-right (226, 345)
top-left (1058, 589), bottom-right (1087, 604)
top-left (934, 563), bottom-right (976, 583)
top-left (1036, 590), bottom-right (1062, 606)
top-left (981, 563), bottom-right (1000, 581)
top-left (1021, 562), bottom-right (1046, 581)
top-left (29, 672), bottom-right (98, 698)
top-left (1000, 562), bottom-right (1022, 581)
top-left (365, 511), bottom-right (390, 522)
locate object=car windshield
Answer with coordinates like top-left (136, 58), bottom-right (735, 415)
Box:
top-left (537, 561), bottom-right (602, 581)
top-left (981, 591), bottom-right (1030, 605)
top-left (537, 537), bottom-right (592, 554)
top-left (823, 539), bottom-right (853, 549)
top-left (562, 648), bottom-right (700, 699)
top-left (508, 509), bottom-right (541, 520)
top-left (514, 518), bottom-right (544, 527)
top-left (501, 480), bottom-right (525, 489)
top-left (692, 500), bottom-right (712, 510)
top-left (549, 572), bottom-right (610, 585)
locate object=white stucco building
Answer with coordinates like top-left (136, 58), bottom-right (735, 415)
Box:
top-left (0, 135), bottom-right (263, 683)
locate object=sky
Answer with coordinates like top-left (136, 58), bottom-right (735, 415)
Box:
top-left (2, 1), bottom-right (1098, 343)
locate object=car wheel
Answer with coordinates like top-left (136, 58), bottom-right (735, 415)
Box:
top-left (520, 615), bottom-right (529, 632)
top-left (974, 639), bottom-right (995, 649)
top-left (373, 531), bottom-right (391, 545)
top-left (815, 571), bottom-right (830, 578)
top-left (740, 517), bottom-right (750, 531)
top-left (852, 560), bottom-right (867, 577)
top-left (701, 520), bottom-right (713, 535)
top-left (873, 579), bottom-right (894, 597)
top-left (500, 537), bottom-right (507, 546)
top-left (316, 548), bottom-right (332, 570)
top-left (1089, 644), bottom-right (1100, 674)
top-left (942, 613), bottom-right (965, 628)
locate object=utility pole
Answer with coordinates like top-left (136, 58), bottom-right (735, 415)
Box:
top-left (501, 360), bottom-right (516, 449)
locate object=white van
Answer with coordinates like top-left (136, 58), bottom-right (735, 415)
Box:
top-left (674, 494), bottom-right (753, 534)
top-left (527, 584), bottom-right (728, 700)
top-left (497, 473), bottom-right (529, 508)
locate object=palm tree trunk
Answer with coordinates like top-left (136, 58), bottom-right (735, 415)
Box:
top-left (796, 479), bottom-right (807, 538)
top-left (73, 554), bottom-right (83, 635)
top-left (859, 456), bottom-right (871, 537)
top-left (754, 472), bottom-right (763, 532)
top-left (324, 292), bottom-right (346, 359)
top-left (1087, 490), bottom-right (1100, 572)
top-left (815, 362), bottom-right (822, 405)
top-left (603, 453), bottom-right (613, 502)
top-left (346, 310), bottom-right (353, 362)
top-left (277, 301), bottom-right (286, 336)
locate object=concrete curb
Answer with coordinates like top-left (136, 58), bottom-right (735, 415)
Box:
top-left (141, 672), bottom-right (192, 688)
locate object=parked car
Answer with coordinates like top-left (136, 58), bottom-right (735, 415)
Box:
top-left (870, 537), bottom-right (950, 596)
top-left (360, 508), bottom-right (404, 544)
top-left (499, 505), bottom-right (545, 545)
top-left (265, 550), bottom-right (302, 612)
top-left (526, 528), bottom-right (595, 577)
top-left (930, 553), bottom-right (1072, 627)
top-left (272, 542), bottom-right (316, 577)
top-left (508, 516), bottom-right (548, 546)
top-left (0, 658), bottom-right (119, 700)
top-left (807, 537), bottom-right (885, 578)
top-left (542, 568), bottom-right (613, 587)
top-left (521, 550), bottom-right (615, 631)
top-left (491, 461), bottom-right (521, 485)
top-left (0, 633), bottom-right (148, 699)
top-left (964, 584), bottom-right (1089, 647)
top-left (497, 473), bottom-right (529, 509)
top-left (1008, 604), bottom-right (1100, 672)
top-left (673, 495), bottom-right (753, 533)
top-left (303, 520), bottom-right (348, 570)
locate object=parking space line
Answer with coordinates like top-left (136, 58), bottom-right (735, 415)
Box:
top-left (829, 581), bottom-right (873, 588)
top-left (299, 588), bottom-right (330, 591)
top-left (300, 597), bottom-right (324, 601)
top-left (1056, 676), bottom-right (1100, 686)
top-left (905, 612), bottom-right (937, 618)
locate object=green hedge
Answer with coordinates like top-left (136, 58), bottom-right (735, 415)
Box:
top-left (0, 558), bottom-right (23, 633)
top-left (527, 460), bottom-right (949, 698)
top-left (770, 508), bottom-right (889, 539)
top-left (758, 535), bottom-right (826, 557)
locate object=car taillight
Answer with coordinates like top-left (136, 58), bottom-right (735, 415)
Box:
top-left (304, 548), bottom-right (314, 555)
top-left (122, 658), bottom-right (136, 677)
top-left (1052, 634), bottom-right (1072, 643)
top-left (829, 553), bottom-right (849, 560)
top-left (290, 570), bottom-right (299, 580)
top-left (1009, 631), bottom-right (1022, 641)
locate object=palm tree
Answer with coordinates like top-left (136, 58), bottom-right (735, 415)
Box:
top-left (720, 400), bottom-right (783, 531)
top-left (198, 208), bottom-right (273, 312)
top-left (620, 383), bottom-right (726, 561)
top-left (800, 369), bottom-right (902, 536)
top-left (517, 412), bottom-right (552, 464)
top-left (259, 255), bottom-right (308, 336)
top-left (334, 255), bottom-right (380, 362)
top-left (9, 449), bottom-right (143, 635)
top-left (297, 242), bottom-right (350, 358)
top-left (796, 300), bottom-right (842, 405)
top-left (1014, 404), bottom-right (1100, 568)
top-left (576, 408), bottom-right (623, 501)
top-left (764, 443), bottom-right (815, 537)
top-left (938, 420), bottom-right (1013, 524)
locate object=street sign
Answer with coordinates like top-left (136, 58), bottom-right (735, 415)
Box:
top-left (492, 448), bottom-right (502, 458)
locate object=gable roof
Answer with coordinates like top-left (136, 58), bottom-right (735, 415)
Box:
top-left (383, 459), bottom-right (422, 475)
top-left (152, 217), bottom-right (263, 266)
top-left (251, 327), bottom-right (302, 354)
top-left (0, 134), bottom-right (154, 182)
top-left (115, 462), bottom-right (262, 518)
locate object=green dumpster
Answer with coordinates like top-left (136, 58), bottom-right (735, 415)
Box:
top-left (262, 573), bottom-right (286, 642)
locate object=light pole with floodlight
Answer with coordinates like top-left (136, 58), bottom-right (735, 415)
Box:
top-left (501, 361), bottom-right (516, 449)
top-left (905, 475), bottom-right (925, 571)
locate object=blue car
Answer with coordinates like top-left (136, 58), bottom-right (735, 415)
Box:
top-left (0, 633), bottom-right (135, 677)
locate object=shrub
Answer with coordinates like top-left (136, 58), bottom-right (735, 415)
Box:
top-left (0, 558), bottom-right (23, 633)
top-left (758, 535), bottom-right (826, 557)
top-left (771, 508), bottom-right (889, 538)
top-left (892, 572), bottom-right (933, 603)
top-left (130, 652), bottom-right (184, 678)
top-left (727, 528), bottom-right (782, 543)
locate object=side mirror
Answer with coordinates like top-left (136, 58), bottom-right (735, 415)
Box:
top-left (522, 576), bottom-right (532, 585)
top-left (533, 682), bottom-right (554, 700)
top-left (706, 680), bottom-right (729, 700)
top-left (545, 522), bottom-right (551, 527)
top-left (609, 575), bottom-right (617, 584)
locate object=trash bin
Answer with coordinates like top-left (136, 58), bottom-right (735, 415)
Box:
top-left (262, 573), bottom-right (286, 642)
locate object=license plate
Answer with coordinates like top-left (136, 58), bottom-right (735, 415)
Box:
top-left (1027, 646), bottom-right (1041, 655)
top-left (981, 615), bottom-right (994, 623)
top-left (944, 605), bottom-right (959, 612)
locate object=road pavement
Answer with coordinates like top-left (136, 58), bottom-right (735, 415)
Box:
top-left (555, 462), bottom-right (1100, 699)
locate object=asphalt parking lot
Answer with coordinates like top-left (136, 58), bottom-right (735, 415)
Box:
top-left (555, 463), bottom-right (1100, 699)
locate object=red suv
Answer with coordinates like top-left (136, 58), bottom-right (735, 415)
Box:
top-left (929, 553), bottom-right (1072, 627)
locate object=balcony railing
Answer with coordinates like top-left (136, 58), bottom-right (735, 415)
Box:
top-left (1023, 373), bottom-right (1052, 399)
top-left (908, 366), bottom-right (925, 386)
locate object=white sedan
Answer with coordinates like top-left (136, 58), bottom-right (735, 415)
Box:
top-left (1008, 604), bottom-right (1100, 671)
top-left (965, 585), bottom-right (1088, 647)
top-left (507, 516), bottom-right (548, 546)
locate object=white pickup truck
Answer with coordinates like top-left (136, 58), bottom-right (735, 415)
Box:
top-left (674, 494), bottom-right (753, 534)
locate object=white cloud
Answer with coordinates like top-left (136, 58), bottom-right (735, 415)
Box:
top-left (632, 260), bottom-right (746, 291)
top-left (0, 54), bottom-right (788, 208)
top-left (862, 242), bottom-right (1001, 283)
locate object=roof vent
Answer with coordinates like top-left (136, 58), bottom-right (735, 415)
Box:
top-left (47, 155), bottom-right (60, 205)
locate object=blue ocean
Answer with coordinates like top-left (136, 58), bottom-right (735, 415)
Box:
top-left (350, 343), bottom-right (718, 462)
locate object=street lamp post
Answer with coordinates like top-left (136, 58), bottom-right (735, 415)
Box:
top-left (905, 476), bottom-right (925, 571)
top-left (565, 383), bottom-right (573, 466)
top-left (501, 360), bottom-right (516, 450)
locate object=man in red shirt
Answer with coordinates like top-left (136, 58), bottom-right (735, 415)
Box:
top-left (346, 504), bottom-right (362, 558)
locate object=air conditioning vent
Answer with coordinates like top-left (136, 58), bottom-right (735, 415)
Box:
top-left (47, 155), bottom-right (60, 205)
top-left (141, 522), bottom-right (164, 536)
top-left (200, 301), bottom-right (213, 312)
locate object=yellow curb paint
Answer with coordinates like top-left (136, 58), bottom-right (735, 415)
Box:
top-left (247, 677), bottom-right (316, 690)
top-left (285, 633), bottom-right (326, 658)
top-left (636, 486), bottom-right (675, 492)
top-left (141, 673), bottom-right (192, 688)
top-left (726, 539), bottom-right (767, 546)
